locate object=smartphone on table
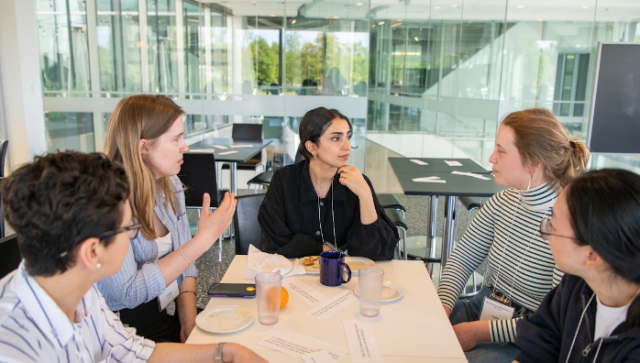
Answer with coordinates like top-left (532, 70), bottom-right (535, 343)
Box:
top-left (207, 283), bottom-right (256, 298)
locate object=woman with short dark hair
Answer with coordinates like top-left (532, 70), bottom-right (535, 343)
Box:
top-left (258, 107), bottom-right (398, 260)
top-left (516, 168), bottom-right (640, 363)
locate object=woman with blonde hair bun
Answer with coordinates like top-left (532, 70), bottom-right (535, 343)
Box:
top-left (98, 94), bottom-right (236, 343)
top-left (437, 107), bottom-right (590, 363)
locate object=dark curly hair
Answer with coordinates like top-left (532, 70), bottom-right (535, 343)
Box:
top-left (1, 151), bottom-right (130, 276)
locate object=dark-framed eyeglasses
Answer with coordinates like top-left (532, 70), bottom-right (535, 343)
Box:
top-left (98, 221), bottom-right (141, 241)
top-left (58, 221), bottom-right (141, 259)
top-left (539, 217), bottom-right (580, 242)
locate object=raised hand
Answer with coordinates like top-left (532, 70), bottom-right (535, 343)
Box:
top-left (196, 192), bottom-right (237, 244)
top-left (337, 165), bottom-right (371, 199)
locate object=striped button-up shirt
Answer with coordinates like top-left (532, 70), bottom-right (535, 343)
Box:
top-left (438, 183), bottom-right (563, 343)
top-left (0, 263), bottom-right (155, 363)
top-left (97, 176), bottom-right (197, 311)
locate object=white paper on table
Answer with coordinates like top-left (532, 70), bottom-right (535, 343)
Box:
top-left (451, 171), bottom-right (491, 180)
top-left (217, 150), bottom-right (239, 156)
top-left (412, 176), bottom-right (447, 183)
top-left (301, 350), bottom-right (336, 363)
top-left (445, 160), bottom-right (463, 167)
top-left (307, 290), bottom-right (357, 321)
top-left (258, 328), bottom-right (347, 361)
top-left (230, 144), bottom-right (253, 148)
top-left (343, 319), bottom-right (382, 362)
top-left (283, 279), bottom-right (328, 306)
top-left (211, 145), bottom-right (228, 150)
top-left (410, 159), bottom-right (428, 166)
top-left (188, 148), bottom-right (215, 153)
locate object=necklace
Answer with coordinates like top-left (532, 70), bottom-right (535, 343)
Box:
top-left (316, 178), bottom-right (337, 251)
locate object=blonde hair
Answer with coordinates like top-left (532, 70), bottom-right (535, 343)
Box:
top-left (502, 107), bottom-right (590, 189)
top-left (104, 95), bottom-right (184, 240)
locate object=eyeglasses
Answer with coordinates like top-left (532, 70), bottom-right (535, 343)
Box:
top-left (539, 217), bottom-right (580, 242)
top-left (98, 220), bottom-right (141, 241)
top-left (58, 220), bottom-right (141, 259)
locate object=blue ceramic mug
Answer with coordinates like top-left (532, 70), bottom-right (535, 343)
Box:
top-left (319, 251), bottom-right (352, 287)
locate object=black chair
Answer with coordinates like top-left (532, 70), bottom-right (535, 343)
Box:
top-left (246, 150), bottom-right (304, 191)
top-left (232, 124), bottom-right (262, 141)
top-left (0, 234), bottom-right (20, 279)
top-left (378, 194), bottom-right (406, 218)
top-left (0, 140), bottom-right (8, 178)
top-left (179, 153), bottom-right (225, 209)
top-left (385, 208), bottom-right (408, 260)
top-left (456, 196), bottom-right (486, 297)
top-left (178, 152), bottom-right (227, 260)
top-left (233, 193), bottom-right (265, 255)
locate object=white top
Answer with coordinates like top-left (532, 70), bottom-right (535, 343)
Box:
top-left (595, 296), bottom-right (630, 340)
top-left (187, 255), bottom-right (467, 363)
top-left (0, 263), bottom-right (155, 363)
top-left (155, 231), bottom-right (173, 258)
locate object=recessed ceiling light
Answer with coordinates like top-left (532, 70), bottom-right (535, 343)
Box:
top-left (583, 5), bottom-right (590, 9)
top-left (517, 4), bottom-right (524, 8)
top-left (291, 19), bottom-right (296, 24)
top-left (397, 19), bottom-right (402, 21)
top-left (333, 16), bottom-right (339, 19)
top-left (378, 21), bottom-right (385, 25)
top-left (452, 4), bottom-right (459, 8)
top-left (270, 14), bottom-right (275, 17)
top-left (434, 6), bottom-right (441, 9)
top-left (414, 37), bottom-right (419, 41)
top-left (356, 2), bottom-right (363, 5)
top-left (537, 18), bottom-right (543, 21)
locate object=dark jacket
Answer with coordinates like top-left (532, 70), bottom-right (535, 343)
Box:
top-left (516, 274), bottom-right (640, 363)
top-left (258, 160), bottom-right (399, 260)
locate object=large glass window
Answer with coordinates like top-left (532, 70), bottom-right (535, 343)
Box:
top-left (36, 0), bottom-right (91, 96)
top-left (147, 0), bottom-right (178, 94)
top-left (97, 0), bottom-right (142, 96)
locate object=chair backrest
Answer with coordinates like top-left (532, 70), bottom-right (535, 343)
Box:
top-left (232, 123), bottom-right (262, 141)
top-left (0, 140), bottom-right (8, 178)
top-left (0, 234), bottom-right (21, 279)
top-left (178, 153), bottom-right (221, 208)
top-left (233, 193), bottom-right (265, 255)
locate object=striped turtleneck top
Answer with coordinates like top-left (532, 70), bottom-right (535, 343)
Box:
top-left (438, 182), bottom-right (563, 343)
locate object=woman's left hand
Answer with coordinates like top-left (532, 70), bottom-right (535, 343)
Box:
top-left (338, 165), bottom-right (371, 199)
top-left (452, 321), bottom-right (489, 351)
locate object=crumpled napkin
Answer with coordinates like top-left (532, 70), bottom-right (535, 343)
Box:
top-left (244, 245), bottom-right (306, 280)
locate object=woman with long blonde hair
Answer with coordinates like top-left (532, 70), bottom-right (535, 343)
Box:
top-left (98, 94), bottom-right (236, 343)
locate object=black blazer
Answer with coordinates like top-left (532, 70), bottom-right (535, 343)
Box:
top-left (258, 160), bottom-right (399, 260)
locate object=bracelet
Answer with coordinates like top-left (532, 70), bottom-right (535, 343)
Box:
top-left (178, 291), bottom-right (196, 297)
top-left (214, 342), bottom-right (225, 363)
top-left (179, 246), bottom-right (192, 265)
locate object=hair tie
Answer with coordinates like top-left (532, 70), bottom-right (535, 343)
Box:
top-left (570, 141), bottom-right (577, 151)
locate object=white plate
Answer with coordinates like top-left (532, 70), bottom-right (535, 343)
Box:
top-left (353, 281), bottom-right (403, 302)
top-left (299, 256), bottom-right (321, 274)
top-left (344, 256), bottom-right (375, 275)
top-left (195, 305), bottom-right (253, 334)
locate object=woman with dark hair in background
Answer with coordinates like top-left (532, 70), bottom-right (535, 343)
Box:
top-left (515, 168), bottom-right (640, 362)
top-left (438, 108), bottom-right (590, 362)
top-left (258, 107), bottom-right (398, 260)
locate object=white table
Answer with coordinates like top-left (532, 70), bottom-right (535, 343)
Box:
top-left (187, 256), bottom-right (466, 362)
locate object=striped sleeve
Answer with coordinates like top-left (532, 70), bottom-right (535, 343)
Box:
top-left (490, 317), bottom-right (521, 343)
top-left (437, 193), bottom-right (500, 309)
top-left (97, 244), bottom-right (167, 311)
top-left (97, 289), bottom-right (155, 362)
top-left (552, 266), bottom-right (564, 287)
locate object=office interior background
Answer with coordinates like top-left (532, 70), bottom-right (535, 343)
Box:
top-left (1, 0), bottom-right (640, 188)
